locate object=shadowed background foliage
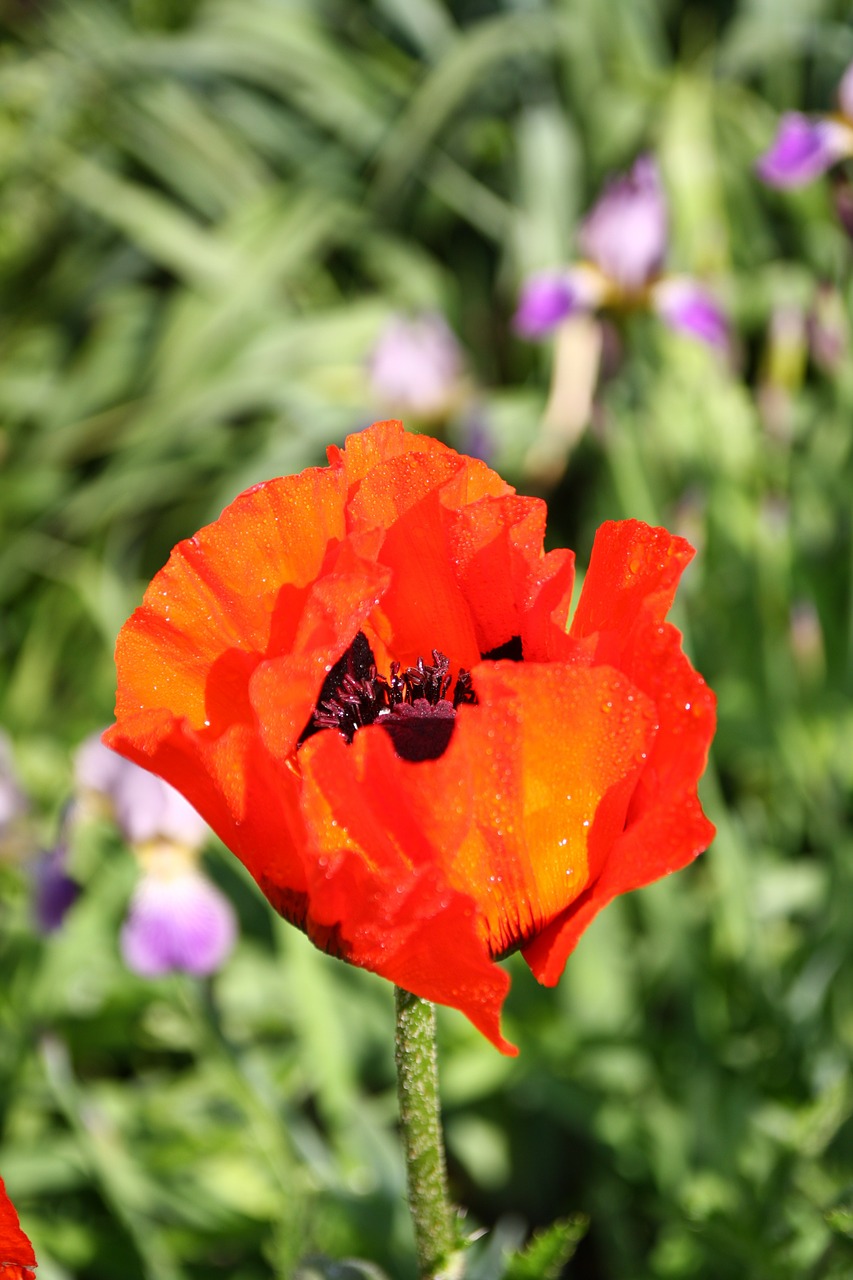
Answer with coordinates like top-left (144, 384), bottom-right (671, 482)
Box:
top-left (2, 0), bottom-right (853, 1276)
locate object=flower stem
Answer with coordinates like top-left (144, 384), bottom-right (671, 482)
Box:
top-left (394, 987), bottom-right (457, 1279)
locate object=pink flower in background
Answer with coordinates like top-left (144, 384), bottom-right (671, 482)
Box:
top-left (515, 155), bottom-right (727, 348)
top-left (758, 62), bottom-right (853, 188)
top-left (75, 734), bottom-right (236, 978)
top-left (368, 313), bottom-right (466, 420)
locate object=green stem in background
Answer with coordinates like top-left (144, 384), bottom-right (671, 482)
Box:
top-left (394, 987), bottom-right (457, 1280)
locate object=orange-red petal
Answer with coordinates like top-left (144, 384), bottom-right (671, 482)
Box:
top-left (297, 726), bottom-right (514, 1052)
top-left (442, 493), bottom-right (576, 659)
top-left (295, 659), bottom-right (656, 1052)
top-left (524, 520), bottom-right (717, 986)
top-left (0, 1176), bottom-right (36, 1273)
top-left (446, 661), bottom-right (657, 956)
top-left (569, 520), bottom-right (716, 838)
top-left (113, 463), bottom-right (353, 730)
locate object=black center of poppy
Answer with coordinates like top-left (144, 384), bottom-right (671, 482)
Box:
top-left (301, 631), bottom-right (480, 762)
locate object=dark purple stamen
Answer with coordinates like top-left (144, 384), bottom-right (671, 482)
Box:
top-left (303, 632), bottom-right (477, 762)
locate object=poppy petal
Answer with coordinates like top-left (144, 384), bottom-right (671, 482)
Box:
top-left (443, 493), bottom-right (576, 659)
top-left (0, 1175), bottom-right (36, 1271)
top-left (113, 464), bottom-right (353, 730)
top-left (296, 660), bottom-right (655, 1052)
top-left (570, 520), bottom-right (716, 818)
top-left (524, 521), bottom-right (716, 986)
top-left (104, 715), bottom-right (312, 909)
top-left (571, 519), bottom-right (693, 642)
top-left (523, 789), bottom-right (714, 985)
top-left (248, 530), bottom-right (391, 759)
top-left (449, 661), bottom-right (657, 958)
top-left (349, 451), bottom-right (487, 669)
top-left (297, 726), bottom-right (514, 1053)
top-left (328, 417), bottom-right (453, 484)
top-left (106, 427), bottom-right (716, 1051)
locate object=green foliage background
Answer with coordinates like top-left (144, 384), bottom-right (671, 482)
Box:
top-left (2, 0), bottom-right (853, 1276)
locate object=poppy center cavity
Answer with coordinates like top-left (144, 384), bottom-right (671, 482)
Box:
top-left (303, 631), bottom-right (476, 763)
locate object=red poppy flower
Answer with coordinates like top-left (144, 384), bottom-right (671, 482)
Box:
top-left (0, 1176), bottom-right (36, 1279)
top-left (106, 421), bottom-right (715, 1054)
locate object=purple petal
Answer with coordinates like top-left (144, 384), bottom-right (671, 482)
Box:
top-left (32, 846), bottom-right (79, 934)
top-left (368, 313), bottom-right (464, 419)
top-left (514, 264), bottom-right (609, 340)
top-left (578, 154), bottom-right (668, 292)
top-left (76, 732), bottom-right (208, 848)
top-left (121, 867), bottom-right (237, 978)
top-left (838, 61), bottom-right (853, 121)
top-left (513, 271), bottom-right (579, 337)
top-left (756, 113), bottom-right (848, 188)
top-left (652, 277), bottom-right (729, 348)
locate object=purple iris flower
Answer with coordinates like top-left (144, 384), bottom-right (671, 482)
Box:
top-left (513, 267), bottom-right (604, 338)
top-left (578, 154), bottom-right (668, 292)
top-left (368, 313), bottom-right (465, 420)
top-left (514, 155), bottom-right (726, 349)
top-left (651, 278), bottom-right (730, 350)
top-left (757, 62), bottom-right (853, 188)
top-left (76, 733), bottom-right (236, 977)
top-left (0, 734), bottom-right (79, 934)
top-left (757, 114), bottom-right (851, 188)
top-left (121, 845), bottom-right (237, 979)
top-left (32, 840), bottom-right (79, 934)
